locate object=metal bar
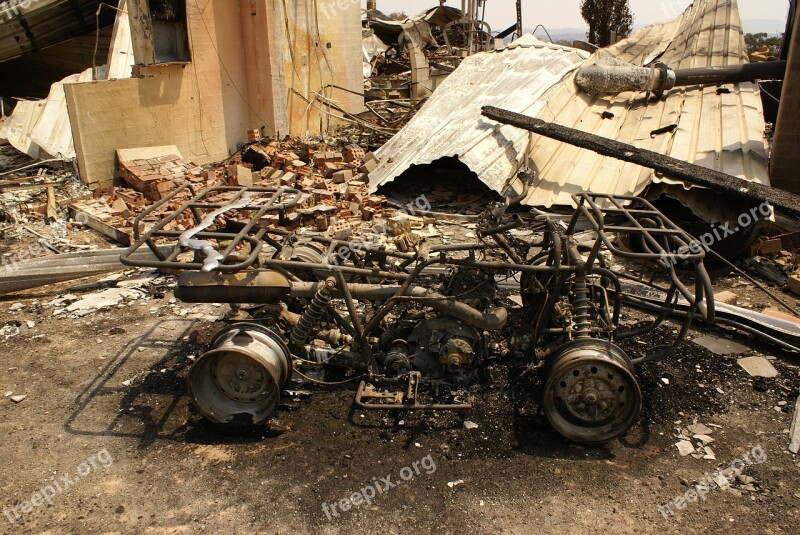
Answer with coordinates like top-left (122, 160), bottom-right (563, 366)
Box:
top-left (476, 215), bottom-right (523, 237)
top-left (334, 270), bottom-right (365, 343)
top-left (602, 226), bottom-right (686, 234)
top-left (674, 61), bottom-right (787, 86)
top-left (496, 23), bottom-right (517, 40)
top-left (261, 259), bottom-right (410, 281)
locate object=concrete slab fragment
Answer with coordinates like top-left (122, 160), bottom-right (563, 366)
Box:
top-left (737, 356), bottom-right (779, 378)
top-left (692, 335), bottom-right (751, 355)
top-left (675, 440), bottom-right (694, 456)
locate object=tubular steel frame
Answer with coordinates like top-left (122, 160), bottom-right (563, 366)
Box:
top-left (121, 185), bottom-right (714, 367)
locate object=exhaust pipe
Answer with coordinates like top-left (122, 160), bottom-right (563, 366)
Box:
top-left (176, 271), bottom-right (509, 331)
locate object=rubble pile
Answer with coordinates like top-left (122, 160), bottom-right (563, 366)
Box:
top-left (60, 136), bottom-right (460, 256)
top-left (674, 420), bottom-right (721, 460)
top-left (225, 142), bottom-right (444, 253)
top-left (118, 153), bottom-right (205, 201)
top-left (0, 163), bottom-right (90, 223)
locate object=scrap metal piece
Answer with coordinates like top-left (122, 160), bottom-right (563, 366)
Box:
top-left (360, 384), bottom-right (404, 405)
top-left (354, 372), bottom-right (471, 411)
top-left (175, 270), bottom-right (292, 304)
top-left (620, 279), bottom-right (800, 353)
top-left (576, 60), bottom-right (676, 96)
top-left (0, 247), bottom-right (170, 295)
top-left (790, 397), bottom-right (800, 454)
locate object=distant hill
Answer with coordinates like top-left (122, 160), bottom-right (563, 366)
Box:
top-left (524, 27), bottom-right (587, 43)
top-left (525, 18), bottom-right (786, 45)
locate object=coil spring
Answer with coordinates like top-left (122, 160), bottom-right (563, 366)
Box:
top-left (290, 278), bottom-right (336, 351)
top-left (572, 276), bottom-right (592, 339)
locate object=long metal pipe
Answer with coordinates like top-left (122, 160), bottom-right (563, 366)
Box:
top-left (576, 60), bottom-right (787, 95)
top-left (289, 282), bottom-right (509, 331)
top-left (674, 61), bottom-right (787, 86)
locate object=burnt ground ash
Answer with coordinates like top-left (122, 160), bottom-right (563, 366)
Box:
top-left (0, 273), bottom-right (799, 533)
top-left (1, 152), bottom-right (799, 533)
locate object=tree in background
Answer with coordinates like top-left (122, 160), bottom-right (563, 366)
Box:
top-left (387, 11), bottom-right (409, 21)
top-left (580, 0), bottom-right (634, 47)
top-left (744, 32), bottom-right (784, 58)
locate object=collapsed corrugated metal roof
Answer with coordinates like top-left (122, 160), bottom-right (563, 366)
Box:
top-left (368, 0), bottom-right (769, 213)
top-left (0, 0), bottom-right (116, 64)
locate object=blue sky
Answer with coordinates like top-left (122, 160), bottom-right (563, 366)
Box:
top-left (366, 0), bottom-right (791, 33)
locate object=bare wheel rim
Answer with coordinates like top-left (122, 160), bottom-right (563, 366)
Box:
top-left (543, 342), bottom-right (642, 443)
top-left (210, 352), bottom-right (273, 403)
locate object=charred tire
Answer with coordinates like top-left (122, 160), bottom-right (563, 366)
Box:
top-left (542, 340), bottom-right (641, 443)
top-left (188, 323), bottom-right (291, 430)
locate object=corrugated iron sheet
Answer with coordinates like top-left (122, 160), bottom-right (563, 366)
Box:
top-left (368, 0), bottom-right (769, 212)
top-left (369, 37), bottom-right (590, 195)
top-left (0, 0), bottom-right (114, 64)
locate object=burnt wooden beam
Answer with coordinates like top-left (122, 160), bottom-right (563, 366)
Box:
top-left (481, 105), bottom-right (800, 219)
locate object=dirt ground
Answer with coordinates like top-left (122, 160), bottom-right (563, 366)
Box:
top-left (1, 153), bottom-right (799, 534)
top-left (0, 260), bottom-right (798, 534)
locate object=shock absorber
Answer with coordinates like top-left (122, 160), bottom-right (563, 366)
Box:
top-left (290, 277), bottom-right (336, 352)
top-left (572, 272), bottom-right (592, 339)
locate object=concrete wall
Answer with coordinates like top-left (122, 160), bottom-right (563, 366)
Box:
top-left (276, 0), bottom-right (365, 135)
top-left (66, 0), bottom-right (364, 189)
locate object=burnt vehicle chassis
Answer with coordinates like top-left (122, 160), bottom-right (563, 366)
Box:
top-left (120, 184), bottom-right (715, 443)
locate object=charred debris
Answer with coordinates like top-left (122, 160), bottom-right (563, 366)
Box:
top-left (0, 0), bottom-right (799, 449)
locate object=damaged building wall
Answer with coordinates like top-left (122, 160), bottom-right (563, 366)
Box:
top-left (64, 0), bottom-right (364, 190)
top-left (277, 0), bottom-right (365, 134)
top-left (240, 0), bottom-right (288, 137)
top-left (65, 1), bottom-right (262, 190)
